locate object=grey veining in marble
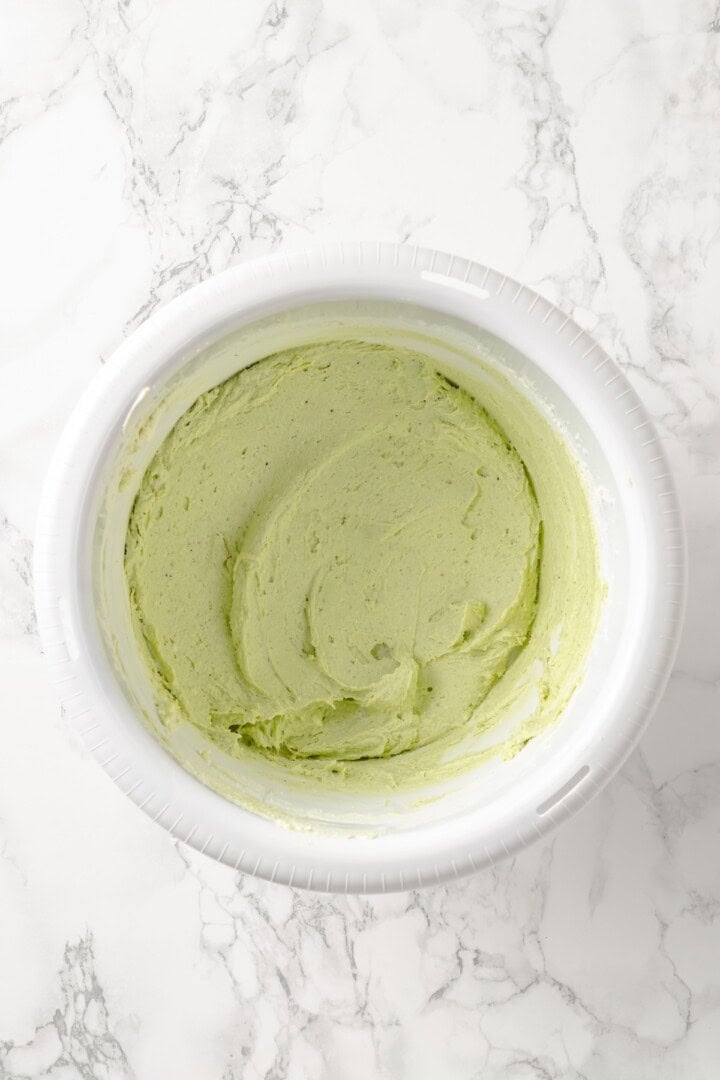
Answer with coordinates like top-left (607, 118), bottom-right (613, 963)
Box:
top-left (0, 0), bottom-right (718, 1077)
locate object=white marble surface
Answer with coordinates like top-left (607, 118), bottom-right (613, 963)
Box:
top-left (1, 0), bottom-right (719, 1076)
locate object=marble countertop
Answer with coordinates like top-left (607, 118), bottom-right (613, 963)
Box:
top-left (1, 1), bottom-right (719, 1077)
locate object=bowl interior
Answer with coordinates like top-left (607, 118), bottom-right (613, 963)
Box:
top-left (87, 295), bottom-right (633, 835)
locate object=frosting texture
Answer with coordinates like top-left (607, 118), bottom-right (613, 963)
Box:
top-left (125, 340), bottom-right (598, 793)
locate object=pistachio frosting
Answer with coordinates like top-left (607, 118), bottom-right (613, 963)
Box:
top-left (125, 339), bottom-right (600, 796)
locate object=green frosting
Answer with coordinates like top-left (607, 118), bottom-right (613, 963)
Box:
top-left (125, 339), bottom-right (600, 797)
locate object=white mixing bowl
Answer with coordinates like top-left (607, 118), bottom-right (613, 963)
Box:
top-left (34, 243), bottom-right (685, 892)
